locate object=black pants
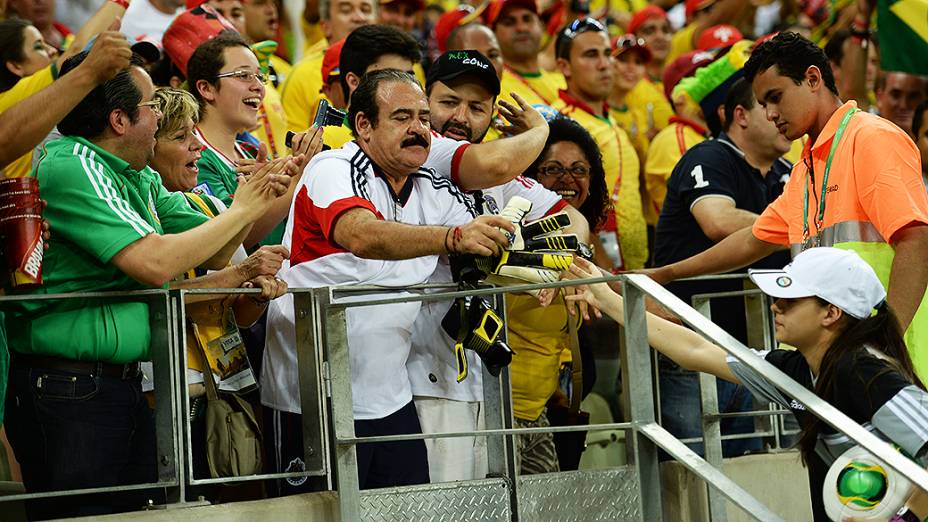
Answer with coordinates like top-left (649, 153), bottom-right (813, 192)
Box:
top-left (266, 401), bottom-right (429, 494)
top-left (5, 362), bottom-right (159, 519)
top-left (355, 401), bottom-right (429, 489)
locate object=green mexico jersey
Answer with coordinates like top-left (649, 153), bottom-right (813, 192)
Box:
top-left (4, 137), bottom-right (209, 363)
top-left (195, 145), bottom-right (286, 246)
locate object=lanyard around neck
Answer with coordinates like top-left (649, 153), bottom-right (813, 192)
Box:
top-left (802, 107), bottom-right (859, 241)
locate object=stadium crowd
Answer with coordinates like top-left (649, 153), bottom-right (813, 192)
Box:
top-left (0, 0), bottom-right (927, 518)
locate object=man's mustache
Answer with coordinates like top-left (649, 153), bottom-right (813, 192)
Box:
top-left (401, 133), bottom-right (430, 148)
top-left (440, 120), bottom-right (472, 141)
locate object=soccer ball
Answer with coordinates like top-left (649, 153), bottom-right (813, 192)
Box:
top-left (822, 445), bottom-right (914, 521)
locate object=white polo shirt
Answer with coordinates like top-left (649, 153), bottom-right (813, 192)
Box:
top-left (406, 176), bottom-right (567, 403)
top-left (261, 140), bottom-right (478, 419)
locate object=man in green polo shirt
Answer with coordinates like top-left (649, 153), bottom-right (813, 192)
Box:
top-left (3, 51), bottom-right (287, 519)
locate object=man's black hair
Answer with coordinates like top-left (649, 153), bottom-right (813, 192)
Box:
top-left (743, 31), bottom-right (839, 96)
top-left (524, 117), bottom-right (610, 231)
top-left (0, 18), bottom-right (31, 92)
top-left (57, 51), bottom-right (147, 139)
top-left (823, 29), bottom-right (850, 67)
top-left (914, 99), bottom-right (928, 139)
top-left (186, 30), bottom-right (250, 111)
top-left (347, 69), bottom-right (421, 135)
top-left (339, 24), bottom-right (422, 102)
top-left (722, 77), bottom-right (755, 132)
top-left (555, 17), bottom-right (607, 61)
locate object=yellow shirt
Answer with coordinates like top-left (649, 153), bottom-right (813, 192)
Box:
top-left (322, 122), bottom-right (355, 149)
top-left (302, 20), bottom-right (326, 54)
top-left (281, 44), bottom-right (327, 132)
top-left (252, 82), bottom-right (289, 159)
top-left (643, 117), bottom-right (707, 225)
top-left (498, 67), bottom-right (565, 107)
top-left (0, 65), bottom-right (56, 178)
top-left (609, 104), bottom-right (649, 157)
top-left (783, 135), bottom-right (807, 165)
top-left (507, 293), bottom-right (570, 421)
top-left (626, 78), bottom-right (673, 136)
top-left (554, 91), bottom-right (648, 269)
top-left (269, 54), bottom-right (292, 86)
top-left (667, 24), bottom-right (698, 64)
top-left (282, 45), bottom-right (427, 133)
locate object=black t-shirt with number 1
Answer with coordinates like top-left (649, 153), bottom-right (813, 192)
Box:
top-left (653, 134), bottom-right (792, 343)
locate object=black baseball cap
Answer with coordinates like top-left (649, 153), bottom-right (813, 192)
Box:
top-left (427, 50), bottom-right (501, 96)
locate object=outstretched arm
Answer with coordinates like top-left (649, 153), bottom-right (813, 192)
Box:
top-left (0, 28), bottom-right (131, 169)
top-left (647, 226), bottom-right (785, 284)
top-left (567, 257), bottom-right (740, 383)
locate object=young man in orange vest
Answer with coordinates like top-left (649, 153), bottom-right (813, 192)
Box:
top-left (649, 32), bottom-right (928, 379)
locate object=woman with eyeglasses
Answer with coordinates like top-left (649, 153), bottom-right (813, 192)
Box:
top-left (564, 247), bottom-right (928, 522)
top-left (505, 116), bottom-right (609, 475)
top-left (186, 31), bottom-right (320, 248)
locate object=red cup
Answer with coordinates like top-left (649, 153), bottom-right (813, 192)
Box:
top-left (0, 204), bottom-right (41, 220)
top-left (0, 194), bottom-right (42, 211)
top-left (0, 212), bottom-right (44, 288)
top-left (0, 177), bottom-right (39, 194)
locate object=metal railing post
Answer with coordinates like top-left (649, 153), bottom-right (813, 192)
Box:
top-left (486, 293), bottom-right (519, 521)
top-left (293, 291), bottom-right (329, 482)
top-left (152, 290), bottom-right (181, 503)
top-left (316, 288), bottom-right (360, 520)
top-left (692, 297), bottom-right (726, 522)
top-left (620, 281), bottom-right (663, 521)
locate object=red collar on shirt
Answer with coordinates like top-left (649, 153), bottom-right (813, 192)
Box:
top-left (669, 116), bottom-right (708, 136)
top-left (558, 90), bottom-right (609, 119)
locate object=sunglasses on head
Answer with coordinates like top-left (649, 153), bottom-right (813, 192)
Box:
top-left (556, 17), bottom-right (607, 58)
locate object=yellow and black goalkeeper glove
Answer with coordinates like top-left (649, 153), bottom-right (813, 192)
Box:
top-left (441, 296), bottom-right (514, 381)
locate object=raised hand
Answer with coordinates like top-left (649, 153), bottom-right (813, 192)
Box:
top-left (81, 19), bottom-right (132, 84)
top-left (495, 92), bottom-right (549, 136)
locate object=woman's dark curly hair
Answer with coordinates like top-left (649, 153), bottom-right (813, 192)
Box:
top-left (0, 19), bottom-right (31, 93)
top-left (523, 116), bottom-right (610, 231)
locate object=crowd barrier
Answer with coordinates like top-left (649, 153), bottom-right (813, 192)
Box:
top-left (1, 274), bottom-right (925, 521)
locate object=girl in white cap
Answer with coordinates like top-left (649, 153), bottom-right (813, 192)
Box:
top-left (566, 248), bottom-right (928, 522)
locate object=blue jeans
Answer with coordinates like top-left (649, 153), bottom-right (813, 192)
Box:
top-left (659, 357), bottom-right (761, 458)
top-left (4, 361), bottom-right (158, 519)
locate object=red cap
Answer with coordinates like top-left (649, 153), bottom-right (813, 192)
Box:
top-left (662, 49), bottom-right (716, 101)
top-left (434, 6), bottom-right (475, 54)
top-left (612, 34), bottom-right (652, 63)
top-left (485, 0), bottom-right (538, 26)
top-left (163, 5), bottom-right (237, 76)
top-left (627, 5), bottom-right (667, 35)
top-left (321, 39), bottom-right (345, 84)
top-left (186, 0), bottom-right (207, 8)
top-left (685, 0), bottom-right (717, 19)
top-left (697, 24), bottom-right (743, 50)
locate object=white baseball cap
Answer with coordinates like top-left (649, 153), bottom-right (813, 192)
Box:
top-left (748, 247), bottom-right (886, 320)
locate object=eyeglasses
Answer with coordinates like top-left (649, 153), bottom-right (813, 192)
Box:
top-left (537, 163), bottom-right (591, 180)
top-left (556, 17), bottom-right (608, 59)
top-left (215, 69), bottom-right (268, 84)
top-left (137, 99), bottom-right (163, 114)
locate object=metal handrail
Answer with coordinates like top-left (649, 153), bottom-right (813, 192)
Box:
top-left (3, 272), bottom-right (924, 521)
top-left (624, 273), bottom-right (928, 491)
